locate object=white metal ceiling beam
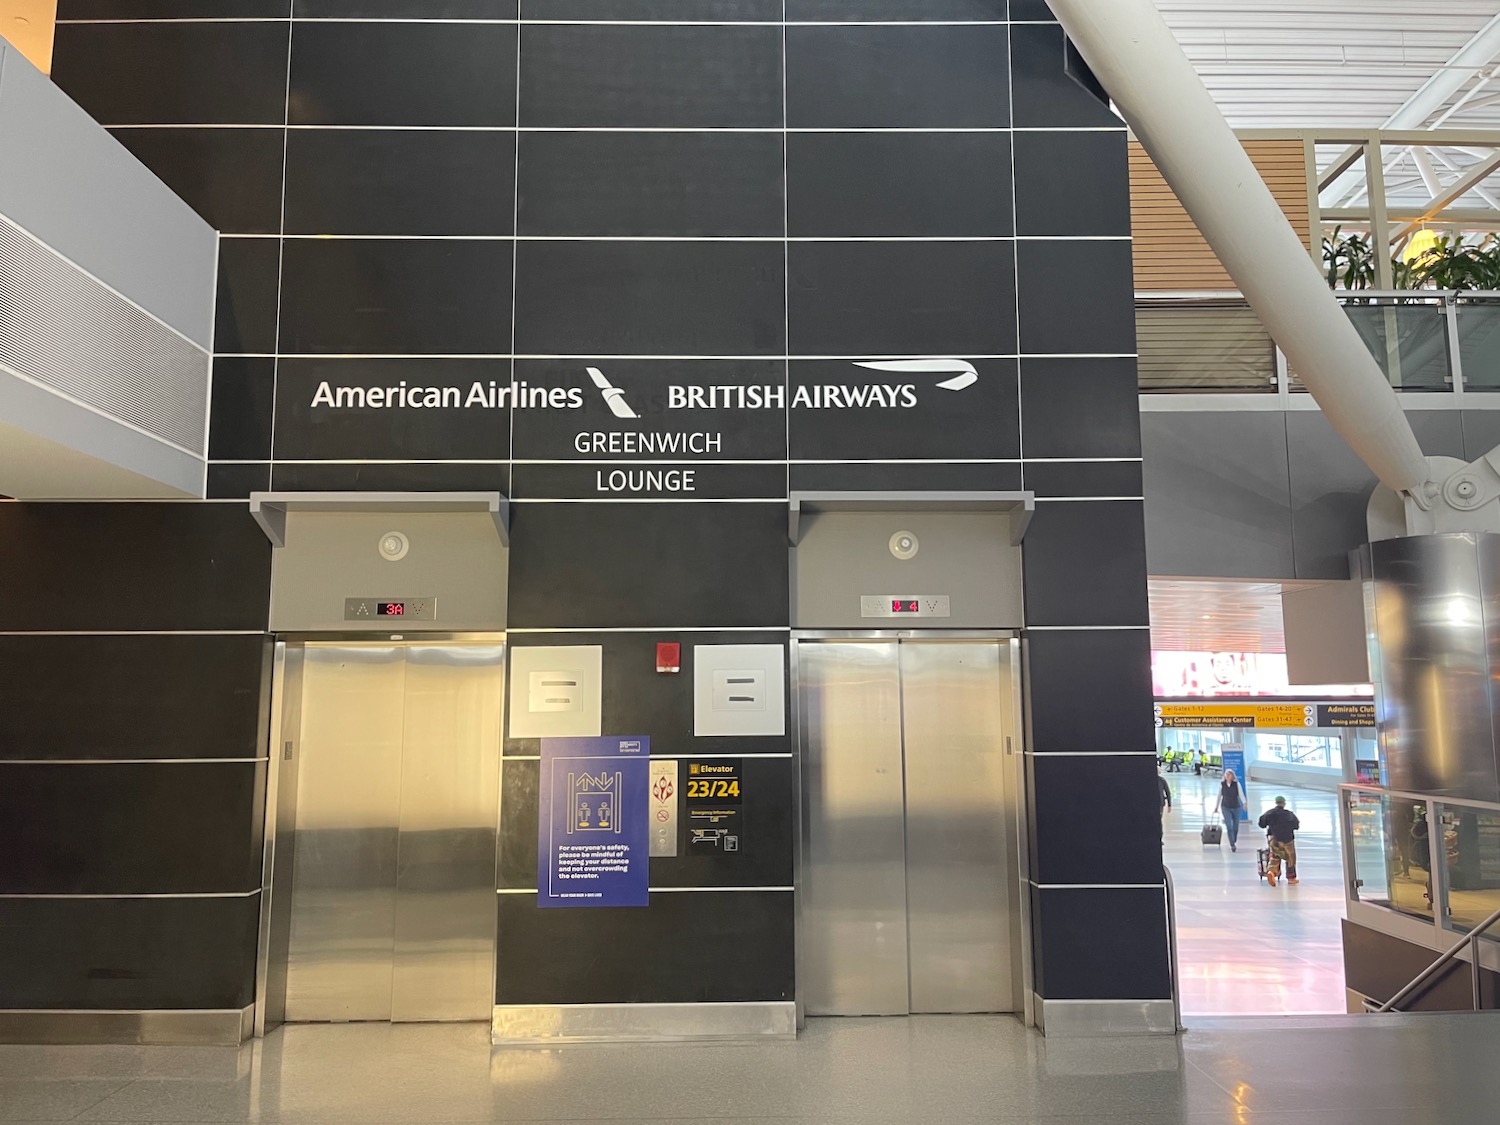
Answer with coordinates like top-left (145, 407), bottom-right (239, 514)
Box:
top-left (1394, 149), bottom-right (1500, 240)
top-left (1322, 11), bottom-right (1500, 206)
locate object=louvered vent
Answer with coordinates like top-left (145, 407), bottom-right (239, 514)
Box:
top-left (1136, 306), bottom-right (1276, 391)
top-left (0, 216), bottom-right (209, 454)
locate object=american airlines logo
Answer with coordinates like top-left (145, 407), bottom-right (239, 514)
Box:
top-left (307, 359), bottom-right (980, 415)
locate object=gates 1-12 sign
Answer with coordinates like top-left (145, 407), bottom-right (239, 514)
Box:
top-left (685, 759), bottom-right (743, 854)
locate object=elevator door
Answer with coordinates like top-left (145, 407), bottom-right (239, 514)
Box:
top-left (283, 642), bottom-right (504, 1022)
top-left (801, 638), bottom-right (1018, 1016)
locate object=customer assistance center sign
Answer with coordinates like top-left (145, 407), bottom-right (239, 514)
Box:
top-left (538, 736), bottom-right (649, 908)
top-left (1154, 702), bottom-right (1376, 729)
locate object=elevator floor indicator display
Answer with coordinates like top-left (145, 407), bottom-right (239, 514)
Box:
top-left (685, 759), bottom-right (743, 854)
top-left (860, 595), bottom-right (950, 618)
top-left (344, 597), bottom-right (437, 621)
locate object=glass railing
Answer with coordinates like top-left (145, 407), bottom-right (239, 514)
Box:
top-left (1140, 292), bottom-right (1500, 395)
top-left (1341, 783), bottom-right (1500, 939)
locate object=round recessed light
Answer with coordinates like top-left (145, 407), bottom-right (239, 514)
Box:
top-left (889, 530), bottom-right (919, 560)
top-left (378, 530), bottom-right (409, 561)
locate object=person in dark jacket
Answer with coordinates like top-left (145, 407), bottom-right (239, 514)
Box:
top-left (1213, 768), bottom-right (1246, 852)
top-left (1159, 773), bottom-right (1173, 813)
top-left (1258, 795), bottom-right (1300, 886)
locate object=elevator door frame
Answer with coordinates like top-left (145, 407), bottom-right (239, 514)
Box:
top-left (255, 632), bottom-right (507, 1036)
top-left (791, 630), bottom-right (1033, 1028)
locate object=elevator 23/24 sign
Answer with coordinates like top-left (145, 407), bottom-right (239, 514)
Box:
top-left (685, 760), bottom-right (743, 854)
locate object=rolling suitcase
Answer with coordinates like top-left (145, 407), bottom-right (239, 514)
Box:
top-left (1201, 823), bottom-right (1222, 845)
top-left (1257, 847), bottom-right (1271, 880)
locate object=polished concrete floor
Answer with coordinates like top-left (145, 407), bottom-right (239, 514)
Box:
top-left (3, 1013), bottom-right (1500, 1123)
top-left (1162, 773), bottom-right (1348, 1016)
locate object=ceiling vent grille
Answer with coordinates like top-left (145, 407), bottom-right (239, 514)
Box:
top-left (0, 216), bottom-right (209, 455)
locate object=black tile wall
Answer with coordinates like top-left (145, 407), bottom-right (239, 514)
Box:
top-left (285, 130), bottom-right (516, 237)
top-left (507, 503), bottom-right (789, 628)
top-left (290, 22), bottom-right (518, 127)
top-left (1022, 500), bottom-right (1150, 627)
top-left (0, 897), bottom-right (260, 1010)
top-left (789, 242), bottom-right (1017, 356)
top-left (1026, 630), bottom-right (1155, 754)
top-left (209, 357), bottom-right (275, 461)
top-left (42, 7), bottom-right (1165, 1014)
top-left (514, 241), bottom-right (785, 356)
top-left (279, 239), bottom-right (515, 355)
top-left (0, 763), bottom-right (264, 895)
top-left (52, 21), bottom-right (290, 125)
top-left (786, 25), bottom-right (1011, 128)
top-left (111, 128), bottom-right (285, 235)
top-left (496, 891), bottom-right (794, 1004)
top-left (787, 133), bottom-right (1013, 238)
top-left (0, 505), bottom-right (271, 632)
top-left (520, 25), bottom-right (783, 128)
top-left (0, 635), bottom-right (268, 762)
top-left (1032, 887), bottom-right (1171, 1000)
top-left (214, 238), bottom-right (282, 355)
top-left (1028, 755), bottom-right (1162, 885)
top-left (518, 132), bottom-right (784, 238)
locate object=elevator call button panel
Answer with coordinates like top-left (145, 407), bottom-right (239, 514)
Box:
top-left (344, 597), bottom-right (437, 621)
top-left (861, 595), bottom-right (951, 618)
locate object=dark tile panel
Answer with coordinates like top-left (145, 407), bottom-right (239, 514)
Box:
top-left (1008, 0), bottom-right (1054, 18)
top-left (273, 358), bottom-right (513, 461)
top-left (499, 755), bottom-right (793, 889)
top-left (110, 128), bottom-right (284, 236)
top-left (517, 132), bottom-right (783, 238)
top-left (0, 896), bottom-right (259, 1010)
top-left (208, 463), bottom-right (272, 499)
top-left (1032, 886), bottom-right (1170, 999)
top-left (506, 502), bottom-right (789, 628)
top-left (513, 463), bottom-right (787, 501)
top-left (786, 25), bottom-right (1010, 129)
top-left (495, 890), bottom-right (793, 1003)
top-left (270, 462), bottom-right (511, 493)
top-left (59, 0), bottom-right (289, 13)
top-left (1022, 500), bottom-right (1148, 626)
top-left (285, 130), bottom-right (516, 237)
top-left (788, 0), bottom-right (1006, 17)
top-left (503, 631), bottom-right (790, 760)
top-left (524, 0), bottom-right (779, 17)
top-left (209, 357), bottom-right (275, 461)
top-left (1026, 630), bottom-right (1154, 754)
top-left (1013, 130), bottom-right (1131, 238)
top-left (1009, 22), bottom-right (1121, 129)
top-left (0, 634), bottom-right (267, 762)
top-left (1017, 240), bottom-right (1136, 356)
top-left (0, 763), bottom-right (263, 894)
top-left (789, 357), bottom-right (1019, 460)
top-left (510, 359), bottom-right (788, 462)
top-left (299, 0), bottom-right (516, 14)
top-left (520, 25), bottom-right (782, 128)
top-left (1024, 460), bottom-right (1142, 498)
top-left (52, 22), bottom-right (289, 125)
top-left (215, 237), bottom-right (281, 355)
top-left (514, 241), bottom-right (785, 356)
top-left (278, 239), bottom-right (514, 355)
top-left (789, 462), bottom-right (1022, 493)
top-left (1028, 754), bottom-right (1161, 885)
top-left (0, 504), bottom-right (271, 632)
top-left (1342, 919), bottom-right (1486, 1012)
top-left (788, 241), bottom-right (1017, 357)
top-left (787, 133), bottom-right (1012, 238)
top-left (1018, 357), bottom-right (1142, 459)
top-left (289, 22), bottom-right (517, 127)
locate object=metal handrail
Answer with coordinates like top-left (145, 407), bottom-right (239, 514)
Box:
top-left (1163, 865), bottom-right (1185, 1032)
top-left (1373, 903), bottom-right (1500, 1013)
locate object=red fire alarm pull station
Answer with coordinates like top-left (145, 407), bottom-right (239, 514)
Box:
top-left (656, 642), bottom-right (681, 674)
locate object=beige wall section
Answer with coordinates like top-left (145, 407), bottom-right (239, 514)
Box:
top-left (792, 511), bottom-right (1023, 630)
top-left (0, 0), bottom-right (55, 73)
top-left (1131, 138), bottom-right (1313, 291)
top-left (270, 511), bottom-right (508, 632)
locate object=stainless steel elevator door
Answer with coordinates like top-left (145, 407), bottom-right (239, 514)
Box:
top-left (900, 642), bottom-right (1013, 1014)
top-left (284, 642), bottom-right (503, 1023)
top-left (800, 638), bottom-right (1018, 1017)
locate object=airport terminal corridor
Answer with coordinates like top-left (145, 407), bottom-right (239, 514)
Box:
top-left (2, 1013), bottom-right (1497, 1124)
top-left (1163, 776), bottom-right (1348, 1017)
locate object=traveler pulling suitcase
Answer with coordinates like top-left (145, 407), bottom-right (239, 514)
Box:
top-left (1201, 822), bottom-right (1222, 845)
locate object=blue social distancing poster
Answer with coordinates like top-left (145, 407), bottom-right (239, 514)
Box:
top-left (538, 736), bottom-right (650, 908)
